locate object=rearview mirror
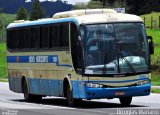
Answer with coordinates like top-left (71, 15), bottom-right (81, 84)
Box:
top-left (148, 36), bottom-right (154, 55)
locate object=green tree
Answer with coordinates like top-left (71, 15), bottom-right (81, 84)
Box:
top-left (87, 1), bottom-right (103, 9)
top-left (0, 20), bottom-right (2, 30)
top-left (0, 8), bottom-right (3, 13)
top-left (113, 0), bottom-right (127, 8)
top-left (0, 9), bottom-right (3, 30)
top-left (73, 3), bottom-right (87, 9)
top-left (92, 0), bottom-right (106, 7)
top-left (73, 0), bottom-right (103, 9)
top-left (30, 0), bottom-right (45, 20)
top-left (16, 7), bottom-right (28, 20)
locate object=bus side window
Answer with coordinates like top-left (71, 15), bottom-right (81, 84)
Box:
top-left (7, 30), bottom-right (14, 49)
top-left (23, 28), bottom-right (30, 49)
top-left (14, 29), bottom-right (20, 49)
top-left (50, 23), bottom-right (69, 50)
top-left (60, 23), bottom-right (69, 49)
top-left (49, 26), bottom-right (53, 48)
top-left (50, 24), bottom-right (60, 49)
top-left (30, 27), bottom-right (40, 49)
top-left (71, 23), bottom-right (82, 73)
top-left (50, 25), bottom-right (59, 48)
top-left (7, 29), bottom-right (21, 50)
top-left (41, 26), bottom-right (50, 48)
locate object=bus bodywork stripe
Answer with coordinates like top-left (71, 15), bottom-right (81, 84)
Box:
top-left (7, 56), bottom-right (72, 67)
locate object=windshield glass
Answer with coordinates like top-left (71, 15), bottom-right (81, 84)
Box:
top-left (80, 23), bottom-right (149, 75)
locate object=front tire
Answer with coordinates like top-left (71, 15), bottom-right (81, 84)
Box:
top-left (119, 97), bottom-right (132, 106)
top-left (22, 80), bottom-right (42, 102)
top-left (66, 83), bottom-right (82, 106)
top-left (66, 83), bottom-right (75, 106)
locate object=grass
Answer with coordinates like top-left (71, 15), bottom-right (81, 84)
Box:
top-left (146, 29), bottom-right (160, 65)
top-left (0, 13), bottom-right (15, 79)
top-left (151, 88), bottom-right (160, 94)
top-left (141, 12), bottom-right (160, 86)
top-left (151, 72), bottom-right (160, 86)
top-left (141, 12), bottom-right (160, 29)
top-left (146, 29), bottom-right (160, 86)
top-left (140, 13), bottom-right (160, 86)
top-left (0, 78), bottom-right (8, 82)
top-left (0, 43), bottom-right (7, 79)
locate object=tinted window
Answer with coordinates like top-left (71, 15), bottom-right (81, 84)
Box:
top-left (30, 27), bottom-right (40, 49)
top-left (7, 22), bottom-right (70, 51)
top-left (60, 23), bottom-right (69, 48)
top-left (7, 30), bottom-right (14, 49)
top-left (41, 26), bottom-right (50, 48)
top-left (21, 28), bottom-right (30, 49)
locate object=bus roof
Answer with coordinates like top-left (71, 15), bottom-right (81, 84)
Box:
top-left (7, 9), bottom-right (143, 29)
top-left (73, 13), bottom-right (143, 24)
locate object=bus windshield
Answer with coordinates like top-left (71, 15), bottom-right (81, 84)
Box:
top-left (80, 23), bottom-right (149, 75)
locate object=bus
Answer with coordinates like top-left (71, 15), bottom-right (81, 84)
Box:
top-left (6, 9), bottom-right (154, 106)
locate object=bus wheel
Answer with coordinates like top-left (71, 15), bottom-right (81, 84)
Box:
top-left (22, 79), bottom-right (32, 102)
top-left (119, 97), bottom-right (132, 106)
top-left (22, 80), bottom-right (42, 102)
top-left (66, 83), bottom-right (75, 106)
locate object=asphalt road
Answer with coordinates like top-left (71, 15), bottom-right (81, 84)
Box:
top-left (0, 82), bottom-right (160, 115)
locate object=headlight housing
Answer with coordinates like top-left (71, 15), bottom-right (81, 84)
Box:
top-left (86, 83), bottom-right (103, 88)
top-left (136, 79), bottom-right (151, 86)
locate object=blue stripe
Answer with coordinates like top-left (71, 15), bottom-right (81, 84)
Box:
top-left (7, 55), bottom-right (72, 68)
top-left (7, 18), bottom-right (78, 29)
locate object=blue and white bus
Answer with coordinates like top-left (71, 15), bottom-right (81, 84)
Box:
top-left (7, 9), bottom-right (154, 106)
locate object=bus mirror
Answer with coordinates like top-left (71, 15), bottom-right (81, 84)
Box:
top-left (148, 36), bottom-right (154, 55)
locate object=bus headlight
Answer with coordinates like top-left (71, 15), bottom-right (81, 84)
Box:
top-left (86, 83), bottom-right (103, 88)
top-left (136, 80), bottom-right (150, 86)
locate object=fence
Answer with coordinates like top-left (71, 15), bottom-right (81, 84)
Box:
top-left (154, 43), bottom-right (160, 47)
top-left (0, 35), bottom-right (6, 43)
top-left (143, 16), bottom-right (160, 29)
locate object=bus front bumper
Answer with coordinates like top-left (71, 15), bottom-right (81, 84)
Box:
top-left (76, 84), bottom-right (151, 99)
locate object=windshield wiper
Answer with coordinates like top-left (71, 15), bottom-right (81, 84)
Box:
top-left (116, 42), bottom-right (136, 73)
top-left (123, 57), bottom-right (136, 73)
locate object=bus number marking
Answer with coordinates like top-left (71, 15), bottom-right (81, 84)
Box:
top-left (29, 56), bottom-right (49, 63)
top-left (53, 57), bottom-right (58, 63)
top-left (36, 56), bottom-right (48, 63)
top-left (29, 56), bottom-right (35, 63)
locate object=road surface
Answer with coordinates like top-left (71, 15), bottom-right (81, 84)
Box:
top-left (0, 82), bottom-right (160, 115)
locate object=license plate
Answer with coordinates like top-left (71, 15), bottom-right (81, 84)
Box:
top-left (115, 92), bottom-right (125, 96)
